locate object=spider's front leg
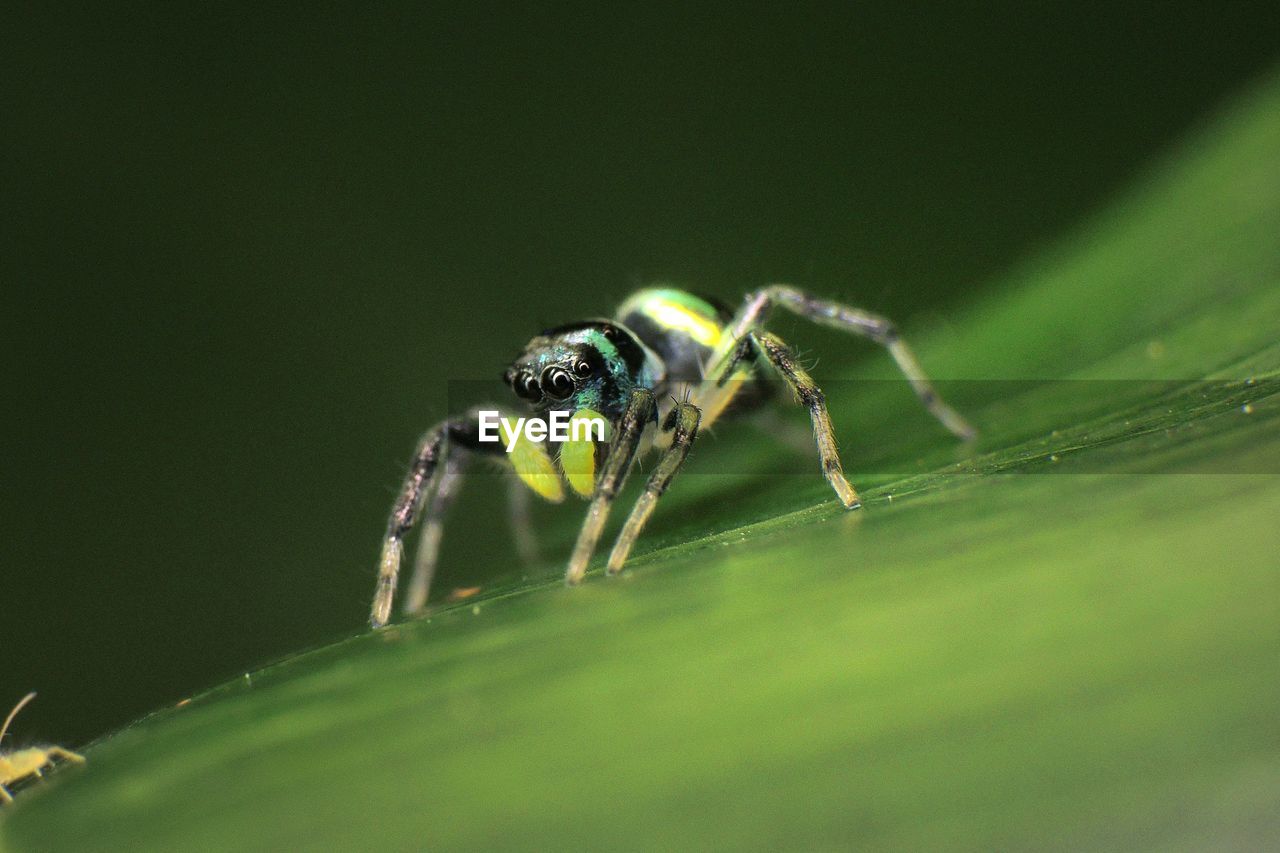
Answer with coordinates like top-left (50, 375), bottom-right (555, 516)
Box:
top-left (372, 422), bottom-right (453, 627)
top-left (372, 409), bottom-right (562, 627)
top-left (564, 388), bottom-right (656, 585)
top-left (606, 400), bottom-right (702, 574)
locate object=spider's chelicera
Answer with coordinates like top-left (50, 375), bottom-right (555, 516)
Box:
top-left (370, 286), bottom-right (975, 627)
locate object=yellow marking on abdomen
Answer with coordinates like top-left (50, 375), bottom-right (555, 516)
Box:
top-left (644, 301), bottom-right (723, 347)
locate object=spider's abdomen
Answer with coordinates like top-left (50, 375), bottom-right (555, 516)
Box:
top-left (615, 288), bottom-right (733, 383)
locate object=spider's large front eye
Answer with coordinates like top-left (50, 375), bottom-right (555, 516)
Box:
top-left (541, 366), bottom-right (575, 399)
top-left (513, 371), bottom-right (542, 402)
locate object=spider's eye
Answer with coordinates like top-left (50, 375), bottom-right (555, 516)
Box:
top-left (572, 358), bottom-right (593, 377)
top-left (513, 371), bottom-right (542, 402)
top-left (541, 366), bottom-right (575, 399)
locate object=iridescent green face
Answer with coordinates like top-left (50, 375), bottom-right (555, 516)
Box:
top-left (504, 321), bottom-right (651, 421)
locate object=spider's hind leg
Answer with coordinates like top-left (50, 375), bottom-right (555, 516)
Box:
top-left (719, 285), bottom-right (975, 441)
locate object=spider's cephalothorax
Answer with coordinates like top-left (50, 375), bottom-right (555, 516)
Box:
top-left (502, 320), bottom-right (662, 423)
top-left (370, 286), bottom-right (975, 627)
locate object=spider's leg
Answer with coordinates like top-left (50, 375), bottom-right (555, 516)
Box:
top-left (754, 331), bottom-right (861, 509)
top-left (375, 407), bottom-right (556, 625)
top-left (1, 785), bottom-right (12, 804)
top-left (403, 452), bottom-right (469, 616)
top-left (373, 422), bottom-right (454, 627)
top-left (606, 400), bottom-right (701, 574)
top-left (383, 408), bottom-right (563, 622)
top-left (564, 388), bottom-right (656, 585)
top-left (717, 285), bottom-right (975, 440)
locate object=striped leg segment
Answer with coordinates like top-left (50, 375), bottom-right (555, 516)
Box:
top-left (606, 400), bottom-right (702, 574)
top-left (564, 388), bottom-right (656, 585)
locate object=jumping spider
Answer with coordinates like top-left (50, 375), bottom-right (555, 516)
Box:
top-left (371, 286), bottom-right (974, 626)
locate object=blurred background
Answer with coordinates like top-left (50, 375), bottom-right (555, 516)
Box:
top-left (3, 2), bottom-right (1277, 746)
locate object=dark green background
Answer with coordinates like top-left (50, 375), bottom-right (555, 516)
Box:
top-left (3, 3), bottom-right (1277, 746)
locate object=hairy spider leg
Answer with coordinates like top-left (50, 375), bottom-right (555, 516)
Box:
top-left (753, 331), bottom-right (860, 508)
top-left (719, 285), bottom-right (976, 440)
top-left (606, 400), bottom-right (702, 573)
top-left (373, 409), bottom-right (563, 627)
top-left (564, 388), bottom-right (656, 585)
top-left (416, 447), bottom-right (549, 606)
top-left (373, 425), bottom-right (450, 627)
top-left (695, 329), bottom-right (861, 508)
top-left (682, 285), bottom-right (976, 511)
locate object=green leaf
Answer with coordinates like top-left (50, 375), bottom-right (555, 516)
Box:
top-left (5, 72), bottom-right (1279, 852)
